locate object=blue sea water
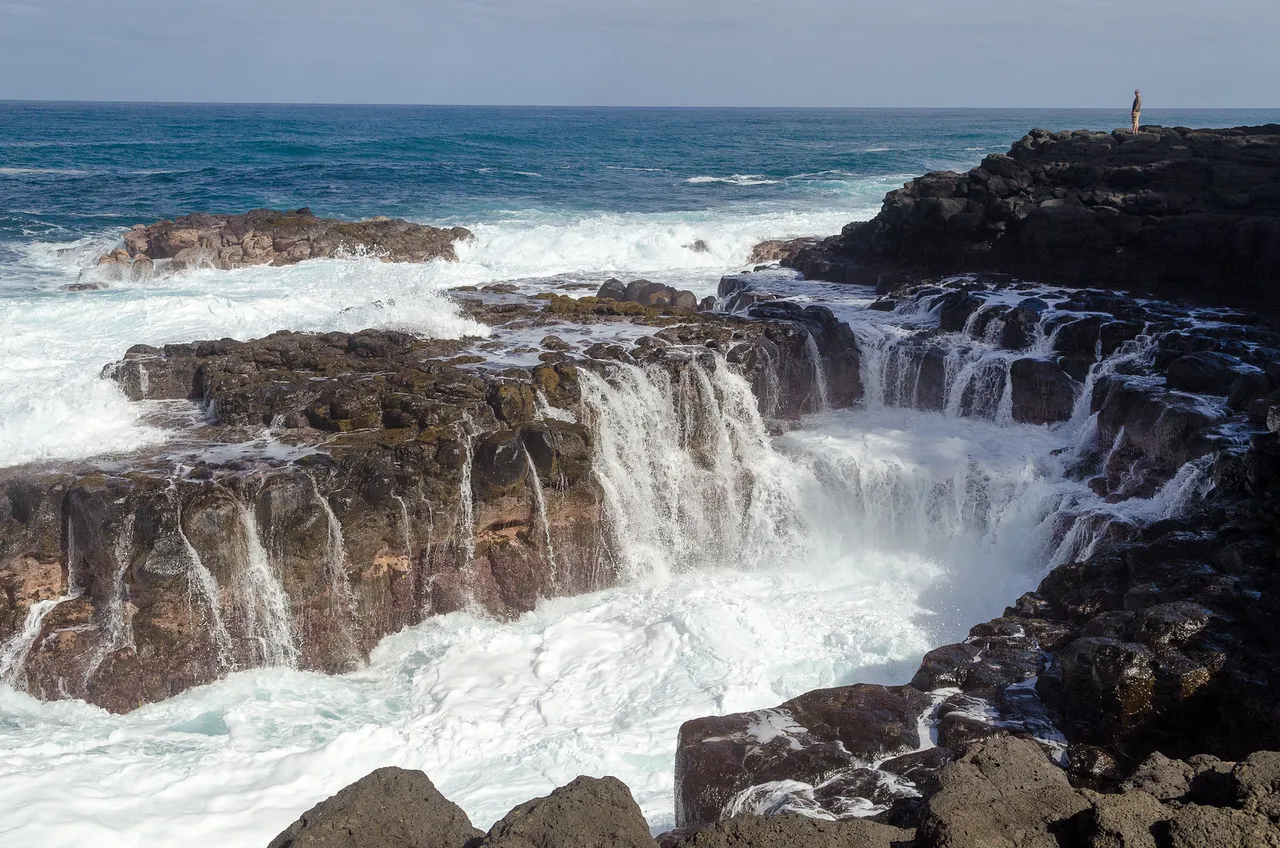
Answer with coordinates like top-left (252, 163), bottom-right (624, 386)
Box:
top-left (2, 104), bottom-right (1277, 468)
top-left (4, 104), bottom-right (1279, 241)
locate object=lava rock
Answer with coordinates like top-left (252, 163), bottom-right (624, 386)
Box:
top-left (661, 814), bottom-right (913, 848)
top-left (267, 767), bottom-right (482, 848)
top-left (480, 776), bottom-right (654, 848)
top-left (917, 736), bottom-right (1090, 848)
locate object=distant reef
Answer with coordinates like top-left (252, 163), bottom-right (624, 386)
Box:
top-left (95, 207), bottom-right (473, 275)
top-left (768, 124), bottom-right (1280, 308)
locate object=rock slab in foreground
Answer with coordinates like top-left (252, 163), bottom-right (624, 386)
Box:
top-left (267, 766), bottom-right (482, 848)
top-left (480, 776), bottom-right (655, 848)
top-left (98, 208), bottom-right (473, 273)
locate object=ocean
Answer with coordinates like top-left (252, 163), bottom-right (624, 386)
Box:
top-left (0, 104), bottom-right (1276, 846)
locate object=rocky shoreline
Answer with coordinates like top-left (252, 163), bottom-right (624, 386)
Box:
top-left (93, 207), bottom-right (473, 279)
top-left (779, 124), bottom-right (1280, 309)
top-left (3, 124), bottom-right (1280, 845)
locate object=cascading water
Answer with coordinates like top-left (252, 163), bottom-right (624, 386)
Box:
top-left (0, 596), bottom-right (74, 687)
top-left (233, 502), bottom-right (299, 668)
top-left (456, 423), bottom-right (477, 571)
top-left (177, 512), bottom-right (235, 669)
top-left (314, 487), bottom-right (362, 666)
top-left (391, 493), bottom-right (416, 560)
top-left (523, 446), bottom-right (559, 588)
top-left (83, 512), bottom-right (137, 683)
top-left (579, 355), bottom-right (810, 582)
top-left (803, 333), bottom-right (830, 410)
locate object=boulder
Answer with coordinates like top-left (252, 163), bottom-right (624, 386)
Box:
top-left (267, 767), bottom-right (482, 848)
top-left (675, 684), bottom-right (931, 828)
top-left (480, 776), bottom-right (654, 848)
top-left (917, 736), bottom-right (1090, 848)
top-left (1167, 805), bottom-right (1280, 847)
top-left (1082, 789), bottom-right (1169, 848)
top-left (661, 814), bottom-right (913, 848)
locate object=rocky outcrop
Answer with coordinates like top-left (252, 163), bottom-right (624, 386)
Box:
top-left (779, 125), bottom-right (1280, 308)
top-left (96, 208), bottom-right (473, 275)
top-left (480, 776), bottom-right (654, 848)
top-left (0, 287), bottom-right (861, 711)
top-left (675, 685), bottom-right (931, 829)
top-left (672, 274), bottom-right (1280, 829)
top-left (267, 767), bottom-right (482, 848)
top-left (271, 772), bottom-right (652, 848)
top-left (595, 279), bottom-right (711, 313)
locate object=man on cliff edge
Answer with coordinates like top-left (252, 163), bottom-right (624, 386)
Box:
top-left (1131, 89), bottom-right (1142, 132)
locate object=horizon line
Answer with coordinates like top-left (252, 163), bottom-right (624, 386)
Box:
top-left (2, 99), bottom-right (1279, 111)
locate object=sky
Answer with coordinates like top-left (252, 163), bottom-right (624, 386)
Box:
top-left (0, 0), bottom-right (1276, 107)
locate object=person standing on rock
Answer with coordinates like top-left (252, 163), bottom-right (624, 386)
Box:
top-left (1131, 89), bottom-right (1142, 132)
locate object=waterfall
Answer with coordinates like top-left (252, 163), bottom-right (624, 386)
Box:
top-left (523, 446), bottom-right (559, 588)
top-left (177, 515), bottom-right (234, 669)
top-left (391, 493), bottom-right (415, 559)
top-left (233, 503), bottom-right (298, 668)
top-left (0, 595), bottom-right (75, 687)
top-left (456, 424), bottom-right (477, 569)
top-left (84, 512), bottom-right (137, 683)
top-left (314, 489), bottom-right (358, 618)
top-left (803, 333), bottom-right (830, 411)
top-left (579, 354), bottom-right (811, 582)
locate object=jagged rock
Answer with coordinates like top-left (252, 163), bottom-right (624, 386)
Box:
top-left (1234, 751), bottom-right (1280, 819)
top-left (99, 209), bottom-right (473, 272)
top-left (674, 684), bottom-right (931, 828)
top-left (1166, 352), bottom-right (1261, 395)
top-left (1081, 789), bottom-right (1168, 848)
top-left (480, 776), bottom-right (654, 848)
top-left (266, 767), bottom-right (481, 848)
top-left (916, 736), bottom-right (1090, 848)
top-left (1010, 358), bottom-right (1080, 424)
top-left (783, 125), bottom-right (1280, 308)
top-left (1167, 804), bottom-right (1280, 847)
top-left (747, 237), bottom-right (818, 265)
top-left (661, 814), bottom-right (913, 848)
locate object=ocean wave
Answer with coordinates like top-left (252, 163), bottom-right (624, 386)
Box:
top-left (0, 167), bottom-right (89, 176)
top-left (686, 174), bottom-right (780, 186)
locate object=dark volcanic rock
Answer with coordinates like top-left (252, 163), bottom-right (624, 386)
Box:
top-left (1010, 357), bottom-right (1080, 424)
top-left (1166, 351), bottom-right (1262, 395)
top-left (99, 208), bottom-right (473, 274)
top-left (267, 767), bottom-right (481, 848)
top-left (916, 736), bottom-right (1090, 848)
top-left (674, 684), bottom-right (931, 828)
top-left (480, 776), bottom-right (654, 848)
top-left (661, 814), bottom-right (913, 848)
top-left (782, 125), bottom-right (1280, 309)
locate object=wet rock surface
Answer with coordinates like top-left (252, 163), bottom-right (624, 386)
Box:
top-left (777, 125), bottom-right (1280, 309)
top-left (96, 208), bottom-right (474, 275)
top-left (0, 287), bottom-right (859, 710)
